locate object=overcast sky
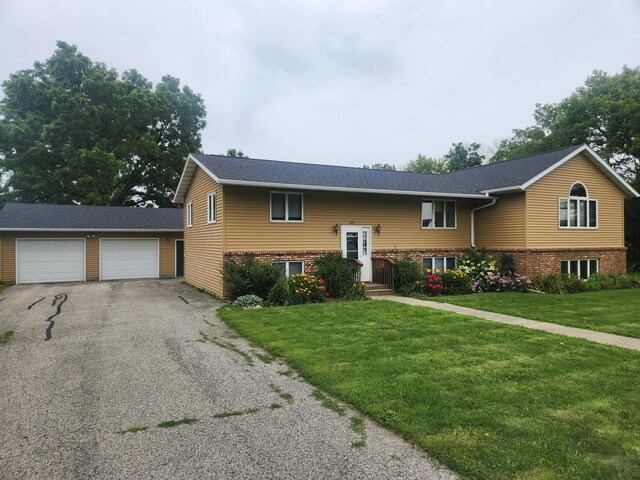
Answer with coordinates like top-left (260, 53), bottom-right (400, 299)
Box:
top-left (1, 0), bottom-right (639, 167)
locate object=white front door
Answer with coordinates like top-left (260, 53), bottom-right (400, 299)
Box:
top-left (341, 225), bottom-right (372, 282)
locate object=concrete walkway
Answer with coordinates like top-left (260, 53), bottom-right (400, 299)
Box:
top-left (374, 295), bottom-right (640, 351)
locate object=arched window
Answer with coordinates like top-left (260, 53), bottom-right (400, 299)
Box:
top-left (569, 182), bottom-right (587, 197)
top-left (559, 182), bottom-right (597, 228)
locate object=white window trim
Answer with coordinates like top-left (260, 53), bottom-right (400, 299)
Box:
top-left (561, 258), bottom-right (599, 278)
top-left (558, 197), bottom-right (598, 229)
top-left (270, 191), bottom-right (304, 223)
top-left (421, 199), bottom-right (457, 229)
top-left (207, 192), bottom-right (217, 224)
top-left (186, 202), bottom-right (192, 228)
top-left (273, 260), bottom-right (305, 277)
top-left (423, 256), bottom-right (457, 273)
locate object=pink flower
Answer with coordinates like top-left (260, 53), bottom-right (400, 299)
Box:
top-left (318, 279), bottom-right (324, 284)
top-left (325, 292), bottom-right (330, 297)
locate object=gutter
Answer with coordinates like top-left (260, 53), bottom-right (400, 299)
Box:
top-left (470, 198), bottom-right (497, 247)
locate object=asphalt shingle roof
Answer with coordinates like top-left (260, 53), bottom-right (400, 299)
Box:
top-left (191, 145), bottom-right (584, 196)
top-left (0, 203), bottom-right (183, 230)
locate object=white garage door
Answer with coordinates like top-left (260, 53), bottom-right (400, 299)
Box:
top-left (100, 239), bottom-right (159, 280)
top-left (17, 239), bottom-right (85, 284)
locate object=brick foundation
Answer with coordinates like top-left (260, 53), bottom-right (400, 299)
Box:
top-left (224, 251), bottom-right (338, 275)
top-left (485, 248), bottom-right (627, 278)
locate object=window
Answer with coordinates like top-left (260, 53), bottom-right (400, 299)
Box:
top-left (422, 200), bottom-right (456, 228)
top-left (559, 183), bottom-right (597, 228)
top-left (273, 261), bottom-right (304, 277)
top-left (271, 192), bottom-right (303, 222)
top-left (186, 203), bottom-right (192, 227)
top-left (423, 256), bottom-right (456, 274)
top-left (561, 259), bottom-right (598, 279)
top-left (207, 193), bottom-right (216, 223)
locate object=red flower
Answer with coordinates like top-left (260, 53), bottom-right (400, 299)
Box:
top-left (318, 279), bottom-right (324, 284)
top-left (325, 292), bottom-right (330, 297)
top-left (320, 286), bottom-right (326, 291)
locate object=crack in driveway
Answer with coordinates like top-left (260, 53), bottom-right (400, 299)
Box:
top-left (28, 297), bottom-right (46, 310)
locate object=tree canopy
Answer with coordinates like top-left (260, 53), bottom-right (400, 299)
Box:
top-left (0, 41), bottom-right (206, 207)
top-left (492, 66), bottom-right (640, 269)
top-left (405, 154), bottom-right (447, 173)
top-left (363, 163), bottom-right (396, 171)
top-left (226, 148), bottom-right (247, 158)
top-left (405, 143), bottom-right (484, 174)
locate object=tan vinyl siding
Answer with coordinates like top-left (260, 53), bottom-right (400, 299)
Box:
top-left (475, 193), bottom-right (526, 249)
top-left (224, 186), bottom-right (472, 252)
top-left (526, 153), bottom-right (626, 248)
top-left (183, 167), bottom-right (224, 297)
top-left (0, 231), bottom-right (182, 283)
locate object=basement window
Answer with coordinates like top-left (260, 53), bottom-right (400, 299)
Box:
top-left (273, 261), bottom-right (304, 277)
top-left (561, 259), bottom-right (598, 279)
top-left (423, 256), bottom-right (456, 274)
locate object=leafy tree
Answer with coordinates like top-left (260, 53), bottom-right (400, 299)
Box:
top-left (443, 142), bottom-right (484, 171)
top-left (491, 66), bottom-right (640, 269)
top-left (363, 163), bottom-right (396, 171)
top-left (405, 154), bottom-right (448, 174)
top-left (0, 41), bottom-right (206, 207)
top-left (226, 148), bottom-right (247, 158)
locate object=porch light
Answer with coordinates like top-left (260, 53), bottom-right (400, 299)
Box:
top-left (375, 224), bottom-right (381, 235)
top-left (333, 224), bottom-right (339, 235)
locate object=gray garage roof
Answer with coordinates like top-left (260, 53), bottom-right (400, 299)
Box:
top-left (175, 143), bottom-right (637, 203)
top-left (0, 203), bottom-right (183, 231)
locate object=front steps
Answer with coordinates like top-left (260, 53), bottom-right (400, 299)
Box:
top-left (364, 282), bottom-right (394, 296)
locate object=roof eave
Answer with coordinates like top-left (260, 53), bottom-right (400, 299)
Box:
top-left (173, 154), bottom-right (222, 204)
top-left (0, 228), bottom-right (183, 232)
top-left (217, 178), bottom-right (493, 199)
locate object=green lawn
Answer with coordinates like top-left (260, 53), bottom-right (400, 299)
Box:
top-left (423, 289), bottom-right (640, 338)
top-left (219, 301), bottom-right (640, 480)
top-left (0, 283), bottom-right (9, 294)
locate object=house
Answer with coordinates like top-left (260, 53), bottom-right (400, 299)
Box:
top-left (173, 144), bottom-right (638, 299)
top-left (0, 203), bottom-right (183, 284)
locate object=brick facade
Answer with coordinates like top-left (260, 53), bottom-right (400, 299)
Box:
top-left (485, 248), bottom-right (627, 278)
top-left (225, 246), bottom-right (627, 284)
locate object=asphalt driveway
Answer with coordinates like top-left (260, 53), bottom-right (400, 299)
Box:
top-left (0, 279), bottom-right (454, 479)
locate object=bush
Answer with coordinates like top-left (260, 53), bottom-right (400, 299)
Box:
top-left (313, 253), bottom-right (357, 298)
top-left (289, 273), bottom-right (327, 304)
top-left (532, 274), bottom-right (587, 294)
top-left (223, 255), bottom-right (281, 300)
top-left (232, 295), bottom-right (263, 309)
top-left (471, 273), bottom-right (532, 293)
top-left (498, 253), bottom-right (516, 275)
top-left (439, 270), bottom-right (472, 295)
top-left (394, 254), bottom-right (423, 294)
top-left (585, 273), bottom-right (640, 291)
top-left (342, 282), bottom-right (369, 301)
top-left (267, 276), bottom-right (294, 306)
top-left (457, 247), bottom-right (496, 278)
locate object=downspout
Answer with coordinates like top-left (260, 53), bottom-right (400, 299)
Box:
top-left (470, 197), bottom-right (497, 248)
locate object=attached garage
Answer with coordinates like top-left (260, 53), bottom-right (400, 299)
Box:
top-left (100, 239), bottom-right (159, 280)
top-left (0, 203), bottom-right (183, 285)
top-left (16, 239), bottom-right (85, 284)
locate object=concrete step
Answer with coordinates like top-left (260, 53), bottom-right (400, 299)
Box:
top-left (364, 282), bottom-right (394, 296)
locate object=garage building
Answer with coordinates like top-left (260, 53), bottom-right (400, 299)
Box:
top-left (0, 203), bottom-right (184, 284)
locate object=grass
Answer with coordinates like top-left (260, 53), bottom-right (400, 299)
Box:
top-left (219, 301), bottom-right (640, 480)
top-left (212, 407), bottom-right (260, 419)
top-left (350, 415), bottom-right (367, 448)
top-left (0, 283), bottom-right (9, 294)
top-left (199, 331), bottom-right (254, 365)
top-left (0, 330), bottom-right (15, 344)
top-left (423, 289), bottom-right (640, 338)
top-left (117, 425), bottom-right (148, 434)
top-left (312, 388), bottom-right (346, 416)
top-left (268, 383), bottom-right (294, 404)
top-left (157, 417), bottom-right (198, 428)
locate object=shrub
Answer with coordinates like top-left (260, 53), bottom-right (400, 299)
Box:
top-left (314, 253), bottom-right (357, 298)
top-left (342, 282), bottom-right (369, 301)
top-left (232, 295), bottom-right (263, 309)
top-left (532, 274), bottom-right (587, 294)
top-left (439, 270), bottom-right (472, 295)
top-left (223, 255), bottom-right (281, 300)
top-left (423, 274), bottom-right (446, 296)
top-left (471, 273), bottom-right (532, 293)
top-left (289, 273), bottom-right (326, 304)
top-left (267, 276), bottom-right (294, 306)
top-left (498, 253), bottom-right (516, 275)
top-left (394, 254), bottom-right (423, 294)
top-left (585, 273), bottom-right (640, 291)
top-left (457, 247), bottom-right (496, 278)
